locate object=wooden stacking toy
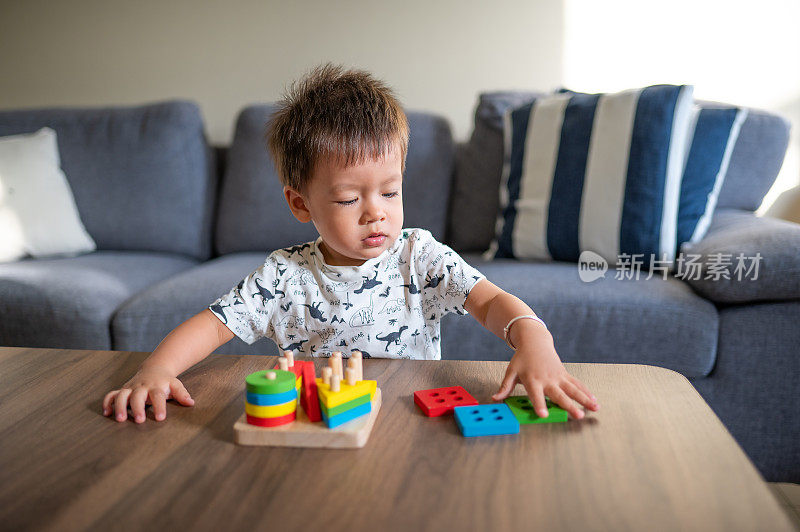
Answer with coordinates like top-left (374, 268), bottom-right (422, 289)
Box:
top-left (244, 369), bottom-right (299, 427)
top-left (273, 350), bottom-right (322, 422)
top-left (234, 350), bottom-right (382, 448)
top-left (316, 352), bottom-right (376, 428)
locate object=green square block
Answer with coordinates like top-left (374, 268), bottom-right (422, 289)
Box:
top-left (503, 396), bottom-right (568, 424)
top-left (319, 392), bottom-right (371, 418)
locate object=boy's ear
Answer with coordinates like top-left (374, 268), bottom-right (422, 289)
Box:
top-left (284, 186), bottom-right (312, 223)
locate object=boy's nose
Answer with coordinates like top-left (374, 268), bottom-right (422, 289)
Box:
top-left (362, 211), bottom-right (386, 224)
top-left (361, 201), bottom-right (386, 224)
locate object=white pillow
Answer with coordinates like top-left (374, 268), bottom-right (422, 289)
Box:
top-left (0, 127), bottom-right (96, 262)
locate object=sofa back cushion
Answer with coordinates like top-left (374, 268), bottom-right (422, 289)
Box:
top-left (215, 105), bottom-right (454, 254)
top-left (0, 101), bottom-right (215, 260)
top-left (449, 91), bottom-right (791, 253)
top-left (704, 102), bottom-right (791, 212)
top-left (449, 92), bottom-right (546, 253)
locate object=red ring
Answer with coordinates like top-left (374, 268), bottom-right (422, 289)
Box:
top-left (246, 411), bottom-right (296, 427)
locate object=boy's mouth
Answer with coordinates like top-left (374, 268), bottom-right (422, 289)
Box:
top-left (363, 232), bottom-right (387, 247)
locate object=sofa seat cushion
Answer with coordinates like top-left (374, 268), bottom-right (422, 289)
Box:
top-left (441, 256), bottom-right (718, 378)
top-left (112, 253), bottom-right (278, 355)
top-left (0, 251), bottom-right (198, 350)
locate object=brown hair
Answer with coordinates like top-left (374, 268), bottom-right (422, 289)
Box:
top-left (267, 63), bottom-right (409, 192)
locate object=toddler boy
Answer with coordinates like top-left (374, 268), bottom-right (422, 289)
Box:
top-left (103, 64), bottom-right (598, 424)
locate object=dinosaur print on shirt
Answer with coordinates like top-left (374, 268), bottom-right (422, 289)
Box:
top-left (376, 325), bottom-right (408, 351)
top-left (253, 278), bottom-right (276, 301)
top-left (354, 269), bottom-right (382, 294)
top-left (208, 228), bottom-right (485, 360)
top-left (299, 301), bottom-right (327, 322)
top-left (423, 273), bottom-right (445, 289)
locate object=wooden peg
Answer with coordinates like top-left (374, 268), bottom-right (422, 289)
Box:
top-left (278, 356), bottom-right (289, 370)
top-left (352, 351), bottom-right (363, 381)
top-left (322, 367), bottom-right (332, 387)
top-left (345, 367), bottom-right (357, 386)
top-left (266, 371), bottom-right (277, 381)
top-left (332, 351), bottom-right (343, 379)
top-left (283, 350), bottom-right (294, 367)
top-left (330, 374), bottom-right (340, 392)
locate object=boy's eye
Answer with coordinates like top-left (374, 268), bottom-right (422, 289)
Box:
top-left (335, 191), bottom-right (397, 205)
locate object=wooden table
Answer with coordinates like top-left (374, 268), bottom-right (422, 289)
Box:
top-left (0, 347), bottom-right (794, 531)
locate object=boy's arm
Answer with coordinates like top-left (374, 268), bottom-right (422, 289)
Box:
top-left (140, 309), bottom-right (235, 376)
top-left (102, 309), bottom-right (235, 423)
top-left (464, 279), bottom-right (599, 419)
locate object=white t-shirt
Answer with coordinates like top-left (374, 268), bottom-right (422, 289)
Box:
top-left (208, 228), bottom-right (485, 360)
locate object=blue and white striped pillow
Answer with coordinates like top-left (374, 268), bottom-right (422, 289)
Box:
top-left (678, 105), bottom-right (748, 246)
top-left (491, 84), bottom-right (698, 265)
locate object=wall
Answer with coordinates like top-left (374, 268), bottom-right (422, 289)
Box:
top-left (3, 1), bottom-right (798, 213)
top-left (0, 0), bottom-right (564, 144)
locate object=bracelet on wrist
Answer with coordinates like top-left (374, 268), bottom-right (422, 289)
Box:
top-left (503, 314), bottom-right (547, 350)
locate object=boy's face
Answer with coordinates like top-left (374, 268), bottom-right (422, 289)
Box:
top-left (284, 144), bottom-right (404, 266)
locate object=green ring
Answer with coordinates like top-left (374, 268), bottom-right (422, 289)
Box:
top-left (245, 369), bottom-right (296, 395)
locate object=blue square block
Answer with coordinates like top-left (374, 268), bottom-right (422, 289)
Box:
top-left (453, 404), bottom-right (520, 437)
top-left (320, 400), bottom-right (372, 429)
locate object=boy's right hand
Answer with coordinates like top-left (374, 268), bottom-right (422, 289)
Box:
top-left (102, 365), bottom-right (195, 423)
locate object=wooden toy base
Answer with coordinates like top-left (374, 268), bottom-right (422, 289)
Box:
top-left (234, 388), bottom-right (382, 448)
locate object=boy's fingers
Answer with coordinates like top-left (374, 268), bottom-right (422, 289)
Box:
top-left (114, 389), bottom-right (132, 422)
top-left (129, 388), bottom-right (149, 423)
top-left (492, 367), bottom-right (517, 401)
top-left (561, 380), bottom-right (597, 412)
top-left (568, 375), bottom-right (597, 403)
top-left (150, 388), bottom-right (168, 421)
top-left (102, 390), bottom-right (119, 415)
top-left (169, 379), bottom-right (195, 407)
top-left (522, 379), bottom-right (548, 418)
top-left (547, 385), bottom-right (583, 420)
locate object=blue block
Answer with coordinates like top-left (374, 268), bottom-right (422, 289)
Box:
top-left (454, 404), bottom-right (520, 437)
top-left (320, 400), bottom-right (372, 429)
top-left (246, 388), bottom-right (298, 406)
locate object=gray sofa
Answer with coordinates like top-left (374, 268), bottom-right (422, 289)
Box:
top-left (0, 97), bottom-right (797, 483)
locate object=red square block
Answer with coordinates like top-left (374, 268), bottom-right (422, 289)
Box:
top-left (414, 386), bottom-right (478, 417)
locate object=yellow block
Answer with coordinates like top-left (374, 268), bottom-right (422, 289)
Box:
top-left (316, 379), bottom-right (377, 409)
top-left (245, 399), bottom-right (297, 418)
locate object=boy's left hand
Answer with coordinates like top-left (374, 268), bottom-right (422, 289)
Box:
top-left (492, 341), bottom-right (599, 420)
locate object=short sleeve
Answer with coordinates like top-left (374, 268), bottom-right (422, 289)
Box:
top-left (207, 255), bottom-right (280, 345)
top-left (411, 229), bottom-right (486, 319)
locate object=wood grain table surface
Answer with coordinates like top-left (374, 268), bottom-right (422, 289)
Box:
top-left (0, 347), bottom-right (794, 532)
